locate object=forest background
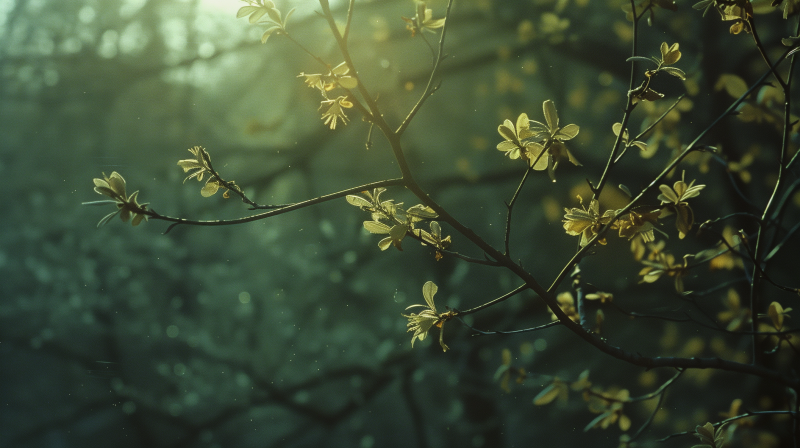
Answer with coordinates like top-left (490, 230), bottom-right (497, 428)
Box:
top-left (1, 0), bottom-right (798, 447)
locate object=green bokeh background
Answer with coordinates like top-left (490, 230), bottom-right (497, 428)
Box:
top-left (1, 0), bottom-right (797, 447)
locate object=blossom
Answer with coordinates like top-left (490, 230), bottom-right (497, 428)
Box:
top-left (639, 251), bottom-right (691, 293)
top-left (401, 2), bottom-right (446, 36)
top-left (88, 171), bottom-right (149, 227)
top-left (319, 96), bottom-right (353, 129)
top-left (657, 171), bottom-right (705, 239)
top-left (526, 100), bottom-right (581, 181)
top-left (414, 221), bottom-right (452, 260)
top-left (549, 291), bottom-right (580, 322)
top-left (496, 113), bottom-right (536, 161)
top-left (693, 422), bottom-right (727, 448)
top-left (616, 209), bottom-right (660, 242)
top-left (237, 0), bottom-right (296, 43)
top-left (177, 146), bottom-right (230, 197)
top-left (347, 189), bottom-right (437, 251)
top-left (298, 62), bottom-right (358, 93)
top-left (766, 301), bottom-right (792, 331)
top-left (562, 197), bottom-right (616, 246)
top-left (403, 281), bottom-right (450, 351)
top-left (585, 389), bottom-right (631, 431)
top-left (363, 220), bottom-right (408, 251)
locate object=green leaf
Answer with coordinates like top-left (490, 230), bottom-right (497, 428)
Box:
top-left (542, 100), bottom-right (558, 131)
top-left (283, 7), bottom-right (296, 28)
top-left (249, 8), bottom-right (268, 23)
top-left (694, 422), bottom-right (716, 445)
top-left (626, 56), bottom-right (657, 65)
top-left (422, 281), bottom-right (438, 309)
top-left (97, 210), bottom-right (119, 227)
top-left (377, 237), bottom-right (393, 251)
top-left (267, 7), bottom-right (282, 24)
top-left (406, 204), bottom-right (438, 220)
top-left (493, 364), bottom-right (510, 380)
top-left (658, 184), bottom-right (679, 203)
top-left (661, 66), bottom-right (686, 80)
top-left (346, 194), bottom-right (372, 208)
top-left (337, 77), bottom-right (358, 89)
top-left (363, 220), bottom-right (391, 234)
top-left (82, 200), bottom-right (119, 206)
top-left (558, 123), bottom-right (579, 140)
top-left (583, 411), bottom-right (611, 432)
top-left (201, 181), bottom-right (220, 197)
top-left (389, 223), bottom-right (408, 242)
top-left (532, 384), bottom-right (560, 405)
top-left (430, 221), bottom-right (441, 237)
top-left (261, 26), bottom-right (281, 43)
top-left (498, 121), bottom-right (517, 141)
top-left (131, 213), bottom-right (145, 226)
top-left (237, 5), bottom-right (259, 18)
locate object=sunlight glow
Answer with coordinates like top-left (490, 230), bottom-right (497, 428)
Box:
top-left (198, 0), bottom-right (320, 15)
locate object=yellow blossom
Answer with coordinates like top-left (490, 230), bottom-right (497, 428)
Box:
top-left (563, 197), bottom-right (616, 246)
top-left (402, 1), bottom-right (446, 36)
top-left (657, 171), bottom-right (705, 239)
top-left (86, 171), bottom-right (149, 227)
top-left (403, 281), bottom-right (450, 351)
top-left (527, 100), bottom-right (581, 181)
top-left (319, 96), bottom-right (354, 129)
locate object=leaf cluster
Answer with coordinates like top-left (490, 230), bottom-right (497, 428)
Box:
top-left (691, 422), bottom-right (727, 448)
top-left (177, 146), bottom-right (239, 198)
top-left (84, 171), bottom-right (149, 227)
top-left (401, 1), bottom-right (446, 37)
top-left (533, 370), bottom-right (634, 432)
top-left (236, 0), bottom-right (296, 43)
top-left (402, 281), bottom-right (452, 351)
top-left (346, 188), bottom-right (443, 254)
top-left (628, 42), bottom-right (686, 103)
top-left (496, 100), bottom-right (581, 181)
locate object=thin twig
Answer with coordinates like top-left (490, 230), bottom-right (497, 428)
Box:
top-left (658, 411), bottom-right (799, 443)
top-left (457, 285), bottom-right (529, 316)
top-left (135, 178), bottom-right (404, 233)
top-left (504, 168), bottom-right (532, 256)
top-left (462, 319), bottom-right (561, 336)
top-left (396, 0), bottom-right (455, 136)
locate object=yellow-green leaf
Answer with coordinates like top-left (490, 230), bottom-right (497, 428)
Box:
top-left (363, 220), bottom-right (391, 234)
top-left (768, 301), bottom-right (784, 329)
top-left (201, 181), bottom-right (220, 197)
top-left (533, 383), bottom-right (560, 405)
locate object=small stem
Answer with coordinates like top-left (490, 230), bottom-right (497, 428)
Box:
top-left (746, 15), bottom-right (797, 365)
top-left (549, 64), bottom-right (778, 295)
top-left (137, 178), bottom-right (404, 233)
top-left (504, 168), bottom-right (532, 256)
top-left (630, 369), bottom-right (683, 402)
top-left (658, 411), bottom-right (799, 443)
top-left (463, 319), bottom-right (561, 336)
top-left (396, 0), bottom-right (455, 136)
top-left (748, 15), bottom-right (788, 90)
top-left (342, 0), bottom-right (354, 43)
top-left (591, 0), bottom-right (640, 200)
top-left (457, 285), bottom-right (528, 316)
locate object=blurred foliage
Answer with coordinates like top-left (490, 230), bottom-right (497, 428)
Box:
top-left (1, 0), bottom-right (799, 448)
